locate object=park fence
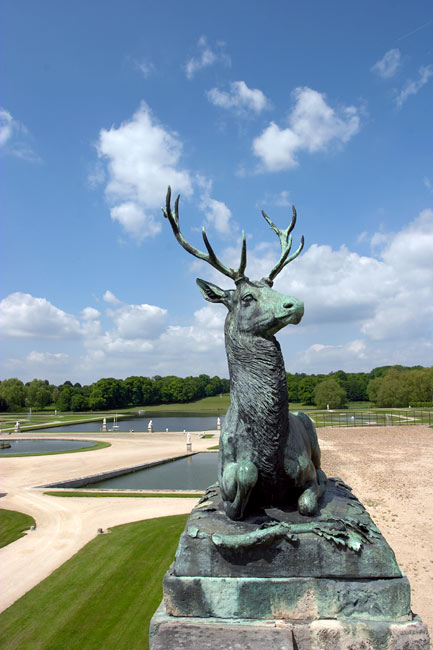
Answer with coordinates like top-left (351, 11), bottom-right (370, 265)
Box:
top-left (307, 409), bottom-right (433, 428)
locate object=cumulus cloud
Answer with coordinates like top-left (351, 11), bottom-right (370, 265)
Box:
top-left (184, 36), bottom-right (230, 80)
top-left (395, 64), bottom-right (433, 108)
top-left (3, 210), bottom-right (432, 381)
top-left (253, 87), bottom-right (360, 171)
top-left (96, 102), bottom-right (192, 242)
top-left (207, 81), bottom-right (269, 115)
top-left (106, 301), bottom-right (167, 340)
top-left (371, 49), bottom-right (401, 78)
top-left (299, 340), bottom-right (367, 371)
top-left (0, 293), bottom-right (81, 339)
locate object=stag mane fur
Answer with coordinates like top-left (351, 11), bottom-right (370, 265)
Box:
top-left (225, 323), bottom-right (289, 484)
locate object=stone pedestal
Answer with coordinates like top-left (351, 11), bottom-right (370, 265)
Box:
top-left (150, 479), bottom-right (430, 649)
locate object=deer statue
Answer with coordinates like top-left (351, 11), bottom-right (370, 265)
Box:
top-left (163, 187), bottom-right (326, 521)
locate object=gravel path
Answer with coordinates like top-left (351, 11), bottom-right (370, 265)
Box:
top-left (318, 425), bottom-right (432, 643)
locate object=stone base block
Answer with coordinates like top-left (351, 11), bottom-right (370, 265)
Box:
top-left (163, 570), bottom-right (411, 621)
top-left (150, 602), bottom-right (430, 650)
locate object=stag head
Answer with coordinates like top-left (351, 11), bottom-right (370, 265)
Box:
top-left (162, 186), bottom-right (305, 338)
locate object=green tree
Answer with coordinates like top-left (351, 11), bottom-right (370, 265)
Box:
top-left (88, 378), bottom-right (127, 410)
top-left (56, 386), bottom-right (73, 411)
top-left (367, 377), bottom-right (383, 405)
top-left (373, 368), bottom-right (410, 407)
top-left (70, 391), bottom-right (89, 411)
top-left (0, 379), bottom-right (26, 411)
top-left (314, 378), bottom-right (347, 409)
top-left (26, 379), bottom-right (52, 410)
top-left (298, 376), bottom-right (321, 405)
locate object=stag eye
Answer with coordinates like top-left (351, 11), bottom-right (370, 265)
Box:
top-left (241, 293), bottom-right (255, 303)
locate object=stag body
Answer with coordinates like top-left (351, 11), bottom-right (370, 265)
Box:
top-left (163, 187), bottom-right (326, 521)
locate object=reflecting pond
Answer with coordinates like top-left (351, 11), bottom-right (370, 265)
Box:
top-left (0, 439), bottom-right (98, 456)
top-left (35, 414), bottom-right (224, 433)
top-left (84, 452), bottom-right (218, 490)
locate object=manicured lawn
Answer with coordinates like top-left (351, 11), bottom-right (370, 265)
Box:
top-left (136, 393), bottom-right (229, 414)
top-left (44, 491), bottom-right (202, 498)
top-left (0, 514), bottom-right (188, 650)
top-left (0, 509), bottom-right (36, 549)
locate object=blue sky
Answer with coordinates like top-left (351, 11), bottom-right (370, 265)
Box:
top-left (1, 0), bottom-right (432, 384)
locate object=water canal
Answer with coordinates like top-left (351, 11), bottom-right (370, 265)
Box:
top-left (34, 414), bottom-right (224, 433)
top-left (82, 452), bottom-right (218, 491)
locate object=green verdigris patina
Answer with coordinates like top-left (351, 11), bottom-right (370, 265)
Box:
top-left (163, 187), bottom-right (326, 521)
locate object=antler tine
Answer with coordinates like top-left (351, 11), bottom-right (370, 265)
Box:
top-left (163, 186), bottom-right (247, 281)
top-left (262, 205), bottom-right (304, 283)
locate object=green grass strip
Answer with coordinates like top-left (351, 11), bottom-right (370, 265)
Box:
top-left (1, 441), bottom-right (111, 458)
top-left (0, 509), bottom-right (36, 549)
top-left (44, 491), bottom-right (202, 498)
top-left (0, 514), bottom-right (188, 650)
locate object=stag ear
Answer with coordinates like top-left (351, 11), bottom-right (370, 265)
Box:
top-left (196, 278), bottom-right (233, 308)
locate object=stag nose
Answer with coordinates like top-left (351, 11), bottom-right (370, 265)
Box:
top-left (283, 301), bottom-right (294, 309)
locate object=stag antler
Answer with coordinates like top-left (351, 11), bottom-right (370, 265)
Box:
top-left (162, 186), bottom-right (247, 282)
top-left (262, 205), bottom-right (304, 284)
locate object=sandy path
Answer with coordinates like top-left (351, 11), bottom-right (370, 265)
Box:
top-left (318, 425), bottom-right (432, 644)
top-left (0, 426), bottom-right (432, 644)
top-left (0, 431), bottom-right (215, 612)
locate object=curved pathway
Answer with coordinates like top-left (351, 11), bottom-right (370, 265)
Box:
top-left (0, 431), bottom-right (216, 612)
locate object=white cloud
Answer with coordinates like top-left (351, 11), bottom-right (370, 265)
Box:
top-left (0, 107), bottom-right (39, 162)
top-left (103, 290), bottom-right (121, 305)
top-left (2, 210), bottom-right (432, 381)
top-left (135, 60), bottom-right (155, 78)
top-left (395, 64), bottom-right (433, 108)
top-left (195, 175), bottom-right (235, 235)
top-left (0, 108), bottom-right (14, 146)
top-left (110, 202), bottom-right (161, 242)
top-left (81, 307), bottom-right (101, 320)
top-left (207, 81), bottom-right (269, 114)
top-left (96, 102), bottom-right (192, 241)
top-left (371, 49), bottom-right (401, 79)
top-left (107, 302), bottom-right (167, 339)
top-left (0, 293), bottom-right (81, 339)
top-left (253, 87), bottom-right (360, 171)
top-left (424, 177), bottom-right (433, 194)
top-left (201, 197), bottom-right (232, 235)
top-left (299, 340), bottom-right (367, 371)
top-left (185, 36), bottom-right (230, 80)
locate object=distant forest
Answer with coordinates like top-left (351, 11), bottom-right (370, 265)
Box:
top-left (0, 365), bottom-right (432, 412)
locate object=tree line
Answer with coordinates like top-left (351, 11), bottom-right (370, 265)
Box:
top-left (0, 365), bottom-right (432, 412)
top-left (0, 375), bottom-right (230, 412)
top-left (286, 365), bottom-right (433, 409)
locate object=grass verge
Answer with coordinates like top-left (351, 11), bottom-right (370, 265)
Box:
top-left (1, 441), bottom-right (111, 458)
top-left (0, 509), bottom-right (36, 549)
top-left (0, 514), bottom-right (188, 650)
top-left (44, 491), bottom-right (202, 498)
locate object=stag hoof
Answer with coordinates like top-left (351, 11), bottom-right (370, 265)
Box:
top-left (221, 460), bottom-right (258, 521)
top-left (297, 484), bottom-right (319, 516)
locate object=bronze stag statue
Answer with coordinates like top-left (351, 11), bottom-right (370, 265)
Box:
top-left (163, 187), bottom-right (326, 520)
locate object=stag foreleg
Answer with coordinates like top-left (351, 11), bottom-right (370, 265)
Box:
top-left (218, 413), bottom-right (258, 520)
top-left (285, 411), bottom-right (327, 516)
top-left (221, 459), bottom-right (258, 520)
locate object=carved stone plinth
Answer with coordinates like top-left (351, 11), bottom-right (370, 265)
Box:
top-left (149, 479), bottom-right (430, 649)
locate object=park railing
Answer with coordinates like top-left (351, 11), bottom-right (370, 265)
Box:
top-left (307, 409), bottom-right (433, 428)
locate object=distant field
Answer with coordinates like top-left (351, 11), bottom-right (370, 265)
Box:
top-left (0, 395), bottom-right (230, 433)
top-left (0, 514), bottom-right (188, 650)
